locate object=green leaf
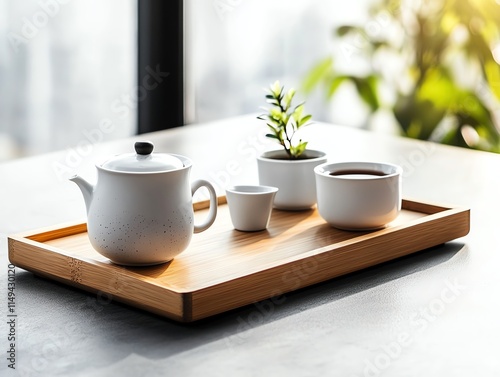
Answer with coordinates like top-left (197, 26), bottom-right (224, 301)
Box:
top-left (335, 25), bottom-right (357, 37)
top-left (292, 104), bottom-right (304, 120)
top-left (394, 95), bottom-right (446, 140)
top-left (270, 80), bottom-right (281, 96)
top-left (291, 141), bottom-right (308, 158)
top-left (327, 76), bottom-right (348, 99)
top-left (485, 59), bottom-right (500, 101)
top-left (336, 25), bottom-right (358, 37)
top-left (270, 107), bottom-right (282, 119)
top-left (417, 68), bottom-right (457, 109)
top-left (298, 114), bottom-right (312, 127)
top-left (265, 133), bottom-right (279, 139)
top-left (266, 123), bottom-right (278, 133)
top-left (352, 76), bottom-right (379, 111)
top-left (302, 57), bottom-right (333, 93)
top-left (283, 88), bottom-right (296, 109)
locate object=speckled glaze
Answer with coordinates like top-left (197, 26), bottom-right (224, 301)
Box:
top-left (71, 154), bottom-right (217, 266)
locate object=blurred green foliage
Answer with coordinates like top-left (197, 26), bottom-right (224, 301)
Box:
top-left (304, 0), bottom-right (500, 152)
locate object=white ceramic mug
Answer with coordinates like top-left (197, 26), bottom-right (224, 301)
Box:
top-left (225, 185), bottom-right (278, 231)
top-left (314, 162), bottom-right (402, 230)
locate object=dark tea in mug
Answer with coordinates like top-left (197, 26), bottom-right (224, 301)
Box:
top-left (329, 169), bottom-right (388, 178)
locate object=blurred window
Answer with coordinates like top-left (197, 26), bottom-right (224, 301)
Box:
top-left (0, 0), bottom-right (137, 161)
top-left (184, 0), bottom-right (370, 124)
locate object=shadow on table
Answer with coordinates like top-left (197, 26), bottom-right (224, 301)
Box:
top-left (15, 241), bottom-right (466, 366)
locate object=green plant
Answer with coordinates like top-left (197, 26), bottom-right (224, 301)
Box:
top-left (257, 80), bottom-right (312, 159)
top-left (304, 0), bottom-right (500, 152)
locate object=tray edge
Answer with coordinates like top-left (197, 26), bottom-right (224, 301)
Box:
top-left (7, 199), bottom-right (470, 323)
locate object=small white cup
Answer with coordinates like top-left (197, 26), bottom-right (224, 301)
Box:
top-left (225, 185), bottom-right (278, 231)
top-left (314, 162), bottom-right (402, 230)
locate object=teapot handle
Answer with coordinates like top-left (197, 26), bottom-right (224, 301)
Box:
top-left (191, 180), bottom-right (218, 233)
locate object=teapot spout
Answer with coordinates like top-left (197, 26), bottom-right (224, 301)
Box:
top-left (69, 175), bottom-right (94, 214)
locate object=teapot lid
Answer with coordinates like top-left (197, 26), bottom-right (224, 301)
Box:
top-left (100, 141), bottom-right (184, 172)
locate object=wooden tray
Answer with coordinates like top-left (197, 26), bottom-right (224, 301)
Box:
top-left (8, 198), bottom-right (469, 322)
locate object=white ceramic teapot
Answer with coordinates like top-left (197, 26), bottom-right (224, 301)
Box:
top-left (70, 141), bottom-right (217, 266)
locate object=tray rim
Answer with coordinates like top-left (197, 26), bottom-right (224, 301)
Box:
top-left (8, 197), bottom-right (470, 322)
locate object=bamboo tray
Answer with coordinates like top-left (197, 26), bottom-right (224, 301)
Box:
top-left (8, 198), bottom-right (469, 322)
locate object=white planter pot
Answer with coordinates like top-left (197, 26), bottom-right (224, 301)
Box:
top-left (257, 149), bottom-right (327, 210)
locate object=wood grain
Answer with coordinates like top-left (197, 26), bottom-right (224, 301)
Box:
top-left (8, 198), bottom-right (470, 322)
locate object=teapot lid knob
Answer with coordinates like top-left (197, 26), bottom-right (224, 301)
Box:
top-left (135, 141), bottom-right (154, 155)
top-left (100, 140), bottom-right (184, 172)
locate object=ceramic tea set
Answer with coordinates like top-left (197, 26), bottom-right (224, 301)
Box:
top-left (71, 141), bottom-right (402, 266)
top-left (70, 141), bottom-right (217, 266)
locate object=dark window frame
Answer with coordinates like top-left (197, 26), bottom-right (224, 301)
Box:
top-left (137, 0), bottom-right (183, 134)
